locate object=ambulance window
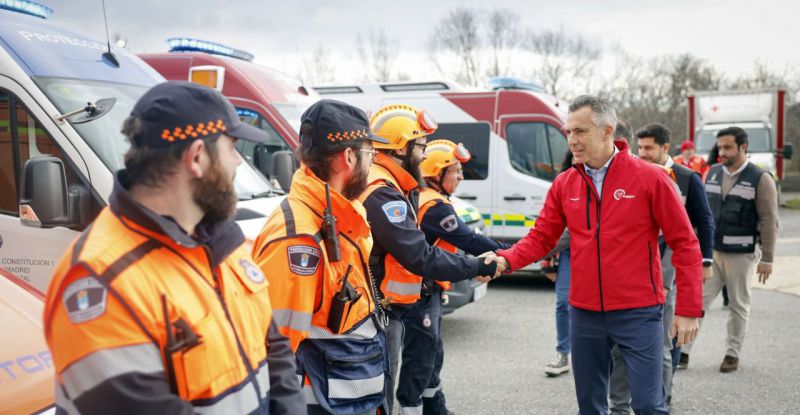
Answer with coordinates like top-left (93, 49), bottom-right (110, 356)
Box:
top-left (0, 93), bottom-right (16, 213)
top-left (548, 126), bottom-right (569, 173)
top-left (427, 123), bottom-right (490, 180)
top-left (235, 109), bottom-right (292, 178)
top-left (506, 122), bottom-right (558, 181)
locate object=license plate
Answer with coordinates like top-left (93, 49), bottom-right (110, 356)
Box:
top-left (472, 283), bottom-right (488, 302)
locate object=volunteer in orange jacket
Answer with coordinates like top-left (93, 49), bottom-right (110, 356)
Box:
top-left (43, 82), bottom-right (303, 414)
top-left (397, 140), bottom-right (511, 415)
top-left (485, 95), bottom-right (703, 414)
top-left (359, 105), bottom-right (498, 413)
top-left (252, 100), bottom-right (390, 415)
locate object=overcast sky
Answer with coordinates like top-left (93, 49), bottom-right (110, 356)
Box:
top-left (38, 0), bottom-right (800, 86)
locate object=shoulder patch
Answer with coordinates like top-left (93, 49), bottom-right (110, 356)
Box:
top-left (62, 277), bottom-right (107, 324)
top-left (287, 245), bottom-right (321, 276)
top-left (439, 214), bottom-right (459, 232)
top-left (382, 200), bottom-right (408, 223)
top-left (239, 259), bottom-right (266, 284)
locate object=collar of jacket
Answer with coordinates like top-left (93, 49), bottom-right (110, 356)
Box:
top-left (371, 152), bottom-right (420, 194)
top-left (574, 139), bottom-right (630, 173)
top-left (290, 165), bottom-right (371, 239)
top-left (109, 169), bottom-right (245, 268)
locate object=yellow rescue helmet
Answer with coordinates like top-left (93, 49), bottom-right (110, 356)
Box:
top-left (420, 140), bottom-right (472, 177)
top-left (370, 104), bottom-right (438, 150)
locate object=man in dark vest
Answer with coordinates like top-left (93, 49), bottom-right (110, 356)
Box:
top-left (681, 126), bottom-right (778, 373)
top-left (609, 122), bottom-right (715, 412)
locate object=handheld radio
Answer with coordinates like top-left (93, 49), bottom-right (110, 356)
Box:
top-left (322, 183), bottom-right (342, 262)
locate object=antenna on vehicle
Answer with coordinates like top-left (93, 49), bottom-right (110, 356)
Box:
top-left (100, 0), bottom-right (119, 67)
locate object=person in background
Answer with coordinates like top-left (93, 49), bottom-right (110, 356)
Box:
top-left (674, 140), bottom-right (710, 179)
top-left (614, 119), bottom-right (634, 153)
top-left (680, 126), bottom-right (779, 373)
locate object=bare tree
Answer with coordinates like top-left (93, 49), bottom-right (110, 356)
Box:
top-left (427, 8), bottom-right (482, 86)
top-left (485, 8), bottom-right (521, 78)
top-left (355, 29), bottom-right (398, 82)
top-left (302, 44), bottom-right (336, 85)
top-left (525, 27), bottom-right (602, 97)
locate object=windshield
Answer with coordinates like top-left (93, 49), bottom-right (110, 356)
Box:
top-left (696, 127), bottom-right (772, 154)
top-left (273, 103), bottom-right (309, 134)
top-left (34, 77), bottom-right (272, 199)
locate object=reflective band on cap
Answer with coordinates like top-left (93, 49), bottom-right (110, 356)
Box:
top-left (61, 343), bottom-right (163, 399)
top-left (328, 373), bottom-right (384, 400)
top-left (386, 280), bottom-right (422, 296)
top-left (722, 235), bottom-right (754, 245)
top-left (272, 308), bottom-right (313, 332)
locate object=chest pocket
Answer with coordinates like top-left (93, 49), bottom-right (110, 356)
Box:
top-left (172, 310), bottom-right (239, 400)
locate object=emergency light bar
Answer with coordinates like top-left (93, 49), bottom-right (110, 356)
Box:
top-left (489, 77), bottom-right (544, 92)
top-left (167, 37), bottom-right (254, 62)
top-left (0, 0), bottom-right (53, 18)
top-left (236, 108), bottom-right (260, 119)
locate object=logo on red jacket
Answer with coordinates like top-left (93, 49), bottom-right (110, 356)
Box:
top-left (613, 189), bottom-right (635, 201)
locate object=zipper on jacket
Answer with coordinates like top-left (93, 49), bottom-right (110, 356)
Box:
top-left (647, 241), bottom-right (657, 294)
top-left (585, 186), bottom-right (591, 231)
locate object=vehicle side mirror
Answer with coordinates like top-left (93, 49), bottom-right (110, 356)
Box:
top-left (271, 150), bottom-right (297, 192)
top-left (780, 143), bottom-right (793, 160)
top-left (19, 157), bottom-right (88, 229)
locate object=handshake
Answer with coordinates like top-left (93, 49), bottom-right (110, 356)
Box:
top-left (474, 252), bottom-right (509, 283)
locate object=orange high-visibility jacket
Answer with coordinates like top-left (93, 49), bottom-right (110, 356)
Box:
top-left (43, 173), bottom-right (302, 415)
top-left (252, 166), bottom-right (387, 412)
top-left (359, 153), bottom-right (426, 304)
top-left (252, 166), bottom-right (378, 351)
top-left (417, 187), bottom-right (457, 291)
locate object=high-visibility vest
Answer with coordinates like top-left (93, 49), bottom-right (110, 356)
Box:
top-left (253, 166), bottom-right (387, 413)
top-left (44, 205), bottom-right (274, 414)
top-left (359, 153), bottom-right (424, 305)
top-left (417, 187), bottom-right (458, 291)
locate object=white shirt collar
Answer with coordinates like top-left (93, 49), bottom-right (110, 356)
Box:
top-left (723, 159), bottom-right (749, 176)
top-left (664, 156), bottom-right (674, 169)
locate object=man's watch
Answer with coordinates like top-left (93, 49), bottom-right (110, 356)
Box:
top-left (702, 259), bottom-right (713, 268)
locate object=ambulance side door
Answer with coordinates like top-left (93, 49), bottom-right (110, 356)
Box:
top-left (0, 83), bottom-right (89, 293)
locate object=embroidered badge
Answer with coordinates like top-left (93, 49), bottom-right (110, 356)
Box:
top-left (439, 214), bottom-right (458, 232)
top-left (239, 259), bottom-right (265, 284)
top-left (287, 245), bottom-right (321, 276)
top-left (62, 277), bottom-right (107, 324)
top-left (382, 201), bottom-right (408, 223)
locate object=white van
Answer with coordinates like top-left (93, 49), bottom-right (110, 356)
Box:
top-left (0, 8), bottom-right (283, 293)
top-left (314, 80), bottom-right (570, 270)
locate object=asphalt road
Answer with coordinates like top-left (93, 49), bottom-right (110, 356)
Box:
top-left (437, 206), bottom-right (800, 414)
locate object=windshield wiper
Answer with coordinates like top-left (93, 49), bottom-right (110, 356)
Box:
top-left (56, 97), bottom-right (117, 124)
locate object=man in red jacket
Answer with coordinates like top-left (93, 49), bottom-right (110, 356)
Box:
top-left (484, 95), bottom-right (703, 414)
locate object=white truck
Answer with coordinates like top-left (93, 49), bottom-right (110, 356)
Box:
top-left (688, 88), bottom-right (793, 179)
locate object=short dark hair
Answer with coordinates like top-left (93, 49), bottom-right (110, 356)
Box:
top-left (614, 119), bottom-right (633, 142)
top-left (122, 115), bottom-right (220, 188)
top-left (717, 126), bottom-right (748, 148)
top-left (297, 121), bottom-right (362, 181)
top-left (636, 123), bottom-right (671, 146)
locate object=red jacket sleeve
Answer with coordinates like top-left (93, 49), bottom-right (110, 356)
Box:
top-left (497, 176), bottom-right (567, 271)
top-left (651, 169), bottom-right (704, 317)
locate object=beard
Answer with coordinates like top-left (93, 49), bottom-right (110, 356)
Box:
top-left (402, 153), bottom-right (424, 186)
top-left (342, 164), bottom-right (369, 200)
top-left (193, 160), bottom-right (237, 223)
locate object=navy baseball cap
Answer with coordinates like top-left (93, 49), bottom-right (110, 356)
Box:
top-left (300, 99), bottom-right (389, 146)
top-left (129, 81), bottom-right (268, 147)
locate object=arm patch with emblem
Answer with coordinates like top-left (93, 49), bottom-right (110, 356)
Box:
top-left (439, 214), bottom-right (458, 232)
top-left (287, 245), bottom-right (321, 276)
top-left (381, 201), bottom-right (408, 223)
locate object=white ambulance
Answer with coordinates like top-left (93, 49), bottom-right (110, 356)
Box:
top-left (0, 7), bottom-right (283, 295)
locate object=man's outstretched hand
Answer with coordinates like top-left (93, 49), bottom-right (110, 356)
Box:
top-left (474, 252), bottom-right (509, 282)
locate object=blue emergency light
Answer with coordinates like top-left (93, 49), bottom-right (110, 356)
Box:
top-left (236, 108), bottom-right (260, 119)
top-left (167, 37), bottom-right (254, 62)
top-left (0, 0), bottom-right (53, 18)
top-left (489, 77), bottom-right (545, 93)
